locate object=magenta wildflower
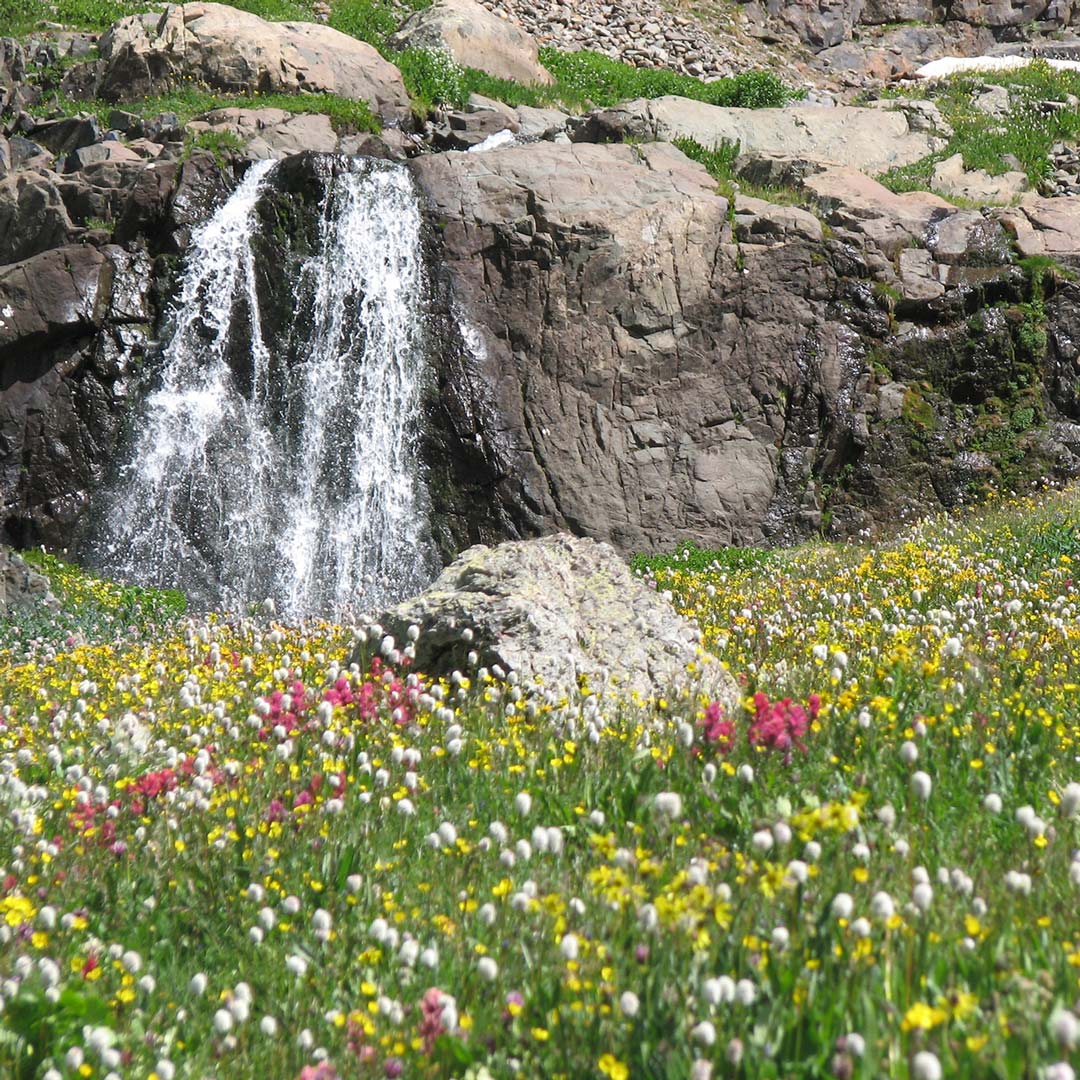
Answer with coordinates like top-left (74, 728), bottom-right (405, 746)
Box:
top-left (747, 692), bottom-right (819, 760)
top-left (700, 701), bottom-right (735, 753)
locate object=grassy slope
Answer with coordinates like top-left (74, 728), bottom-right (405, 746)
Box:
top-left (0, 488), bottom-right (1079, 1077)
top-left (8, 0), bottom-right (790, 119)
top-left (877, 61), bottom-right (1080, 196)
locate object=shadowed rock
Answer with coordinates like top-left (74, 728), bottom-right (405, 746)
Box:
top-left (0, 549), bottom-right (59, 616)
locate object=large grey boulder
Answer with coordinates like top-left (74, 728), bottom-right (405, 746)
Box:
top-left (389, 0), bottom-right (553, 86)
top-left (365, 534), bottom-right (737, 703)
top-left (97, 3), bottom-right (411, 123)
top-left (576, 97), bottom-right (944, 175)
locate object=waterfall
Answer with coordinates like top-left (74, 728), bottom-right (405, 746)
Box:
top-left (93, 157), bottom-right (437, 616)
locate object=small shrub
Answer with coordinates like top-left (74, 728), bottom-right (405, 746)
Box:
top-left (224, 0), bottom-right (315, 19)
top-left (329, 0), bottom-right (433, 51)
top-left (901, 387), bottom-right (936, 431)
top-left (397, 46), bottom-right (467, 112)
top-left (328, 0), bottom-right (400, 49)
top-left (673, 135), bottom-right (740, 182)
top-left (185, 128), bottom-right (246, 165)
top-left (539, 48), bottom-right (789, 111)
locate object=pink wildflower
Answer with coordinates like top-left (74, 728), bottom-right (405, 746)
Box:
top-left (419, 987), bottom-right (455, 1053)
top-left (297, 1065), bottom-right (339, 1080)
top-left (700, 701), bottom-right (735, 754)
top-left (747, 692), bottom-right (820, 761)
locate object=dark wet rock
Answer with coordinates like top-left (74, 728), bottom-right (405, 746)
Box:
top-left (0, 244), bottom-right (156, 548)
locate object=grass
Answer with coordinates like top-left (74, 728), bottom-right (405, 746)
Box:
top-left (0, 0), bottom-right (149, 36)
top-left (1, 487), bottom-right (1080, 1076)
top-left (630, 542), bottom-right (777, 576)
top-left (184, 128), bottom-right (248, 165)
top-left (537, 50), bottom-right (790, 111)
top-left (10, 0), bottom-right (793, 121)
top-left (0, 0), bottom-right (415, 39)
top-left (395, 48), bottom-right (791, 117)
top-left (31, 87), bottom-right (382, 134)
top-left (672, 135), bottom-right (811, 209)
top-left (328, 0), bottom-right (430, 53)
top-left (877, 60), bottom-right (1080, 194)
top-left (3, 550), bottom-right (186, 647)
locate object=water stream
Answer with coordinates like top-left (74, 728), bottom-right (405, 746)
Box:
top-left (93, 157), bottom-right (436, 616)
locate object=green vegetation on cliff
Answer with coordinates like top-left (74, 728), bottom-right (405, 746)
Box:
top-left (878, 60), bottom-right (1080, 195)
top-left (29, 86), bottom-right (383, 133)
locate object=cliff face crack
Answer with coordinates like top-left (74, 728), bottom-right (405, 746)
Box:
top-left (518, 351), bottom-right (569, 531)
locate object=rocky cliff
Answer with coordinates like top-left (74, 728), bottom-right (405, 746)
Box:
top-left (413, 139), bottom-right (1080, 552)
top-left (4, 1), bottom-right (1080, 570)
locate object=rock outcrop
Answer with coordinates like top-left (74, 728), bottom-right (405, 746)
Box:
top-left (415, 141), bottom-right (760, 553)
top-left (0, 548), bottom-right (58, 616)
top-left (363, 533), bottom-right (737, 701)
top-left (413, 139), bottom-right (1080, 552)
top-left (930, 152), bottom-right (1028, 205)
top-left (97, 3), bottom-right (411, 123)
top-left (576, 98), bottom-right (944, 174)
top-left (185, 108), bottom-right (342, 159)
top-left (390, 0), bottom-right (554, 86)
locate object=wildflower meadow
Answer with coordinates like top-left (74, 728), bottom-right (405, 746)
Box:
top-left (1, 488), bottom-right (1080, 1079)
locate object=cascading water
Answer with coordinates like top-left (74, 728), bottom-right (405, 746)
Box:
top-left (92, 156), bottom-right (437, 615)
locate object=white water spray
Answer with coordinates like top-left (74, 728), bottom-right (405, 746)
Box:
top-left (95, 157), bottom-right (436, 615)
